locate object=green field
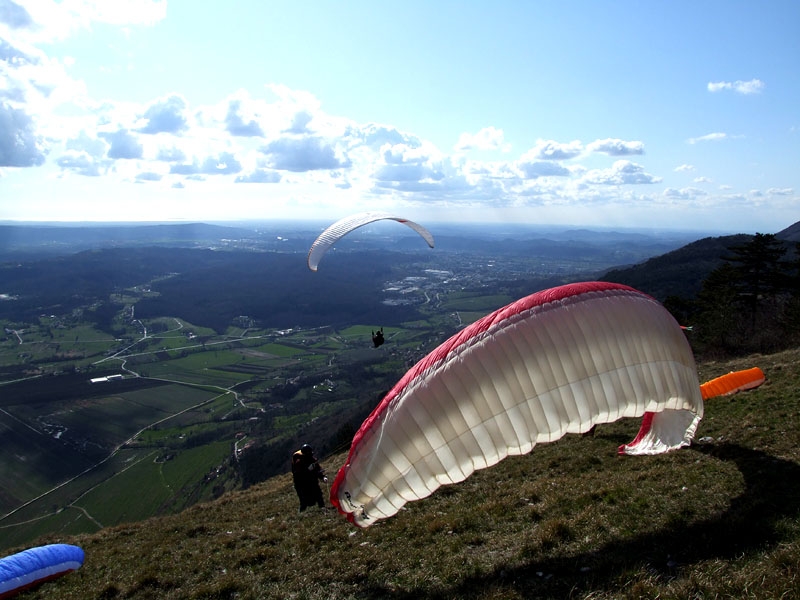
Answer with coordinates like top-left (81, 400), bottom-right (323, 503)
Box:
top-left (439, 291), bottom-right (513, 312)
top-left (0, 438), bottom-right (235, 548)
top-left (73, 440), bottom-right (233, 526)
top-left (0, 381), bottom-right (226, 511)
top-left (0, 317), bottom-right (139, 375)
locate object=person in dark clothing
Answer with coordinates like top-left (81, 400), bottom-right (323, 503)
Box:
top-left (372, 328), bottom-right (384, 348)
top-left (291, 444), bottom-right (327, 512)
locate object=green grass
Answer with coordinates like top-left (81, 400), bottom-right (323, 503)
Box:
top-left (73, 441), bottom-right (232, 526)
top-left (11, 347), bottom-right (799, 599)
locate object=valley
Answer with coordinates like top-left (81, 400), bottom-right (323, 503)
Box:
top-left (0, 220), bottom-right (714, 550)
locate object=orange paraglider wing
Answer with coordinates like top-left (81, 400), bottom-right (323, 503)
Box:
top-left (700, 367), bottom-right (765, 400)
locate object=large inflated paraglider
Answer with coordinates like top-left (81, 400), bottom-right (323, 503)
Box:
top-left (332, 282), bottom-right (705, 527)
top-left (307, 212), bottom-right (434, 271)
top-left (0, 544), bottom-right (84, 599)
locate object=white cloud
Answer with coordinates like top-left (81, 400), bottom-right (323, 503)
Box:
top-left (284, 110), bottom-right (314, 134)
top-left (235, 169), bottom-right (281, 183)
top-left (587, 138), bottom-right (644, 156)
top-left (663, 187), bottom-right (708, 200)
top-left (156, 145), bottom-right (186, 162)
top-left (138, 95), bottom-right (190, 135)
top-left (260, 135), bottom-right (351, 172)
top-left (65, 131), bottom-right (107, 158)
top-left (707, 79), bottom-right (765, 94)
top-left (372, 168), bottom-right (474, 197)
top-left (356, 123), bottom-right (421, 150)
top-left (135, 171), bottom-right (162, 182)
top-left (0, 0), bottom-right (35, 29)
top-left (454, 126), bottom-right (510, 152)
top-left (263, 84), bottom-right (324, 133)
top-left (100, 129), bottom-right (143, 159)
top-left (11, 0), bottom-right (166, 43)
top-left (687, 132), bottom-right (727, 144)
top-left (693, 176), bottom-right (712, 183)
top-left (516, 159), bottom-right (571, 179)
top-left (375, 162), bottom-right (440, 184)
top-left (526, 139), bottom-right (583, 161)
top-left (674, 164), bottom-right (695, 172)
top-left (0, 102), bottom-right (47, 166)
top-left (374, 144), bottom-right (443, 183)
top-left (168, 151), bottom-right (243, 176)
top-left (582, 160), bottom-right (661, 185)
top-left (767, 187), bottom-right (793, 196)
top-left (0, 35), bottom-right (85, 166)
top-left (56, 149), bottom-right (102, 176)
top-left (223, 97), bottom-right (264, 137)
top-left (202, 152), bottom-right (242, 175)
top-left (382, 143), bottom-right (429, 166)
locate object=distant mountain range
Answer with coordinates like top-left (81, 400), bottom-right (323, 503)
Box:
top-left (0, 222), bottom-right (262, 259)
top-left (2, 219), bottom-right (797, 331)
top-left (0, 220), bottom-right (706, 261)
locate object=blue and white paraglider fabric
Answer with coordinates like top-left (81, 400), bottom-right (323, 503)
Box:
top-left (0, 543), bottom-right (84, 599)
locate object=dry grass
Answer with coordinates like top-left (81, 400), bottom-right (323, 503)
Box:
top-left (13, 348), bottom-right (800, 599)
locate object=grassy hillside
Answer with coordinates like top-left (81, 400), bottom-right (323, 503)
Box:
top-left (8, 348), bottom-right (799, 600)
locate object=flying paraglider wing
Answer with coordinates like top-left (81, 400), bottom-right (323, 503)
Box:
top-left (331, 281), bottom-right (703, 527)
top-left (700, 367), bottom-right (765, 400)
top-left (0, 544), bottom-right (84, 599)
top-left (307, 212), bottom-right (434, 271)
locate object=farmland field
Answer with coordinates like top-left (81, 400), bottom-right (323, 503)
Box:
top-left (439, 291), bottom-right (513, 312)
top-left (0, 278), bottom-right (513, 552)
top-left (73, 440), bottom-right (233, 526)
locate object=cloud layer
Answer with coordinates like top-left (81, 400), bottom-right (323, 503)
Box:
top-left (0, 0), bottom-right (795, 230)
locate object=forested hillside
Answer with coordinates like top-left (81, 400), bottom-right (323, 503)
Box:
top-left (603, 234), bottom-right (751, 301)
top-left (0, 247), bottom-right (423, 333)
top-left (606, 227), bottom-right (800, 358)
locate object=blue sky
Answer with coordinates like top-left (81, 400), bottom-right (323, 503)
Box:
top-left (1, 0), bottom-right (798, 232)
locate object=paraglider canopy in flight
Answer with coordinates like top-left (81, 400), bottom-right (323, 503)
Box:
top-left (306, 212), bottom-right (434, 271)
top-left (331, 281), bottom-right (705, 528)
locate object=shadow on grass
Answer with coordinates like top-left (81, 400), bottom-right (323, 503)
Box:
top-left (364, 443), bottom-right (800, 599)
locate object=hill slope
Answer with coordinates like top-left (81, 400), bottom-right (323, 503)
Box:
top-left (602, 219), bottom-right (799, 302)
top-left (601, 234), bottom-right (752, 301)
top-left (10, 348), bottom-right (799, 600)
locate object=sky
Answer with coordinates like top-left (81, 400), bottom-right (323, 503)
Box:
top-left (1, 0), bottom-right (798, 233)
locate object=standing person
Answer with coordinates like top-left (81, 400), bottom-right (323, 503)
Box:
top-left (291, 444), bottom-right (327, 512)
